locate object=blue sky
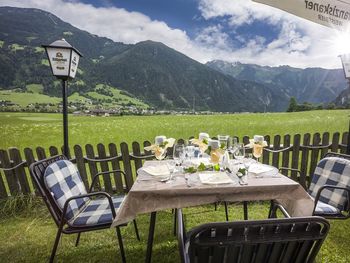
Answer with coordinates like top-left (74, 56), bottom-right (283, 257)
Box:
top-left (1, 0), bottom-right (348, 69)
top-left (76, 0), bottom-right (280, 49)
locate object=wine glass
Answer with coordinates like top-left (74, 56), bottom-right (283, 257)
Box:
top-left (155, 147), bottom-right (166, 161)
top-left (253, 144), bottom-right (263, 162)
top-left (228, 136), bottom-right (238, 154)
top-left (166, 160), bottom-right (176, 183)
top-left (218, 135), bottom-right (229, 149)
top-left (234, 143), bottom-right (245, 164)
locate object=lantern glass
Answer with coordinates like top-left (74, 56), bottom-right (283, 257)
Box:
top-left (46, 47), bottom-right (71, 77)
top-left (69, 49), bottom-right (80, 78)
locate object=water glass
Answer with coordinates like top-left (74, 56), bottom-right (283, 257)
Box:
top-left (173, 144), bottom-right (185, 166)
top-left (186, 145), bottom-right (195, 160)
top-left (234, 143), bottom-right (245, 163)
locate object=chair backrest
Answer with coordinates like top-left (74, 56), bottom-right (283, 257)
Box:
top-left (44, 159), bottom-right (88, 221)
top-left (180, 216), bottom-right (329, 263)
top-left (29, 155), bottom-right (87, 225)
top-left (309, 156), bottom-right (350, 211)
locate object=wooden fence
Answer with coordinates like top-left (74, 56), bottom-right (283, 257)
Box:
top-left (0, 132), bottom-right (348, 199)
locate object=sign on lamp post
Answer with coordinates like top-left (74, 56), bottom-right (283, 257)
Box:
top-left (42, 39), bottom-right (82, 157)
top-left (340, 54), bottom-right (350, 154)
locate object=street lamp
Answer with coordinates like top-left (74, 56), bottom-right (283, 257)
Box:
top-left (340, 54), bottom-right (350, 154)
top-left (42, 39), bottom-right (83, 157)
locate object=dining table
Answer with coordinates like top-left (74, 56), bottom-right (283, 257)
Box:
top-left (111, 159), bottom-right (314, 263)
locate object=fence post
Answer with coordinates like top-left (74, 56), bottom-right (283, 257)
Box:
top-left (85, 144), bottom-right (99, 190)
top-left (300, 133), bottom-right (311, 189)
top-left (309, 133), bottom-right (321, 185)
top-left (272, 135), bottom-right (281, 168)
top-left (0, 149), bottom-right (20, 195)
top-left (0, 169), bottom-right (8, 198)
top-left (9, 147), bottom-right (30, 195)
top-left (321, 132), bottom-right (330, 158)
top-left (291, 134), bottom-right (301, 182)
top-left (108, 143), bottom-right (124, 193)
top-left (74, 145), bottom-right (89, 189)
top-left (281, 134), bottom-right (291, 175)
top-left (120, 142), bottom-right (134, 191)
top-left (262, 135), bottom-right (270, 165)
top-left (97, 143), bottom-right (113, 193)
top-left (331, 132), bottom-right (340, 153)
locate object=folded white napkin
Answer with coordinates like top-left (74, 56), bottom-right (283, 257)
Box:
top-left (249, 164), bottom-right (275, 175)
top-left (191, 158), bottom-right (211, 166)
top-left (199, 172), bottom-right (234, 185)
top-left (142, 165), bottom-right (170, 176)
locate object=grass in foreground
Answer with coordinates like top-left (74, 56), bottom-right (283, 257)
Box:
top-left (0, 197), bottom-right (349, 263)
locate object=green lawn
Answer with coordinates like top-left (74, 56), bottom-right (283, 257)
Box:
top-left (0, 198), bottom-right (349, 263)
top-left (0, 110), bottom-right (349, 151)
top-left (1, 110), bottom-right (350, 262)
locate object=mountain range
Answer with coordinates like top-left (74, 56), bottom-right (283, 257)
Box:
top-left (0, 6), bottom-right (348, 112)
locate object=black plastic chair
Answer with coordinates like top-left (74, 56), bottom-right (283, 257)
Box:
top-left (29, 155), bottom-right (138, 263)
top-left (177, 209), bottom-right (329, 263)
top-left (271, 152), bottom-right (350, 219)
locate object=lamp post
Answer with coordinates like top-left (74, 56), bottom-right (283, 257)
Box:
top-left (42, 39), bottom-right (83, 157)
top-left (340, 54), bottom-right (350, 154)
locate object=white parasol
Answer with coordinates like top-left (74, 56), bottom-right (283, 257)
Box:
top-left (253, 0), bottom-right (350, 31)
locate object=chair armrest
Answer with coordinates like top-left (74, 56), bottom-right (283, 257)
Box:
top-left (130, 153), bottom-right (154, 160)
top-left (177, 209), bottom-right (189, 263)
top-left (274, 203), bottom-right (291, 218)
top-left (89, 170), bottom-right (126, 192)
top-left (313, 185), bottom-right (350, 214)
top-left (279, 167), bottom-right (301, 176)
top-left (61, 192), bottom-right (116, 222)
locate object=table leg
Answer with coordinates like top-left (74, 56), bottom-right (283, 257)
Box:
top-left (243, 201), bottom-right (248, 220)
top-left (145, 211), bottom-right (157, 263)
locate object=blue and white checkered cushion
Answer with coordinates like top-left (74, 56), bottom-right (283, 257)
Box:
top-left (314, 200), bottom-right (340, 215)
top-left (70, 195), bottom-right (124, 226)
top-left (309, 157), bottom-right (350, 212)
top-left (44, 160), bottom-right (88, 221)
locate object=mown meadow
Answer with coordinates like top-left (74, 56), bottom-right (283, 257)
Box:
top-left (1, 109), bottom-right (349, 150)
top-left (0, 110), bottom-right (350, 262)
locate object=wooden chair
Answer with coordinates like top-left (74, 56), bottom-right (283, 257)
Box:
top-left (29, 155), bottom-right (139, 263)
top-left (177, 209), bottom-right (329, 263)
top-left (270, 152), bottom-right (350, 219)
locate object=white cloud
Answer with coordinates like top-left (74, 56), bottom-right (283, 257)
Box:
top-left (0, 0), bottom-right (347, 69)
top-left (197, 0), bottom-right (348, 69)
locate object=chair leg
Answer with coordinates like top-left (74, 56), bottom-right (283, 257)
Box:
top-left (243, 201), bottom-right (248, 220)
top-left (224, 202), bottom-right (229, 221)
top-left (268, 200), bottom-right (276, 218)
top-left (133, 219), bottom-right (141, 241)
top-left (214, 202), bottom-right (217, 211)
top-left (50, 227), bottom-right (63, 263)
top-left (75, 233), bottom-right (81, 247)
top-left (115, 226), bottom-right (126, 263)
top-left (173, 208), bottom-right (177, 236)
